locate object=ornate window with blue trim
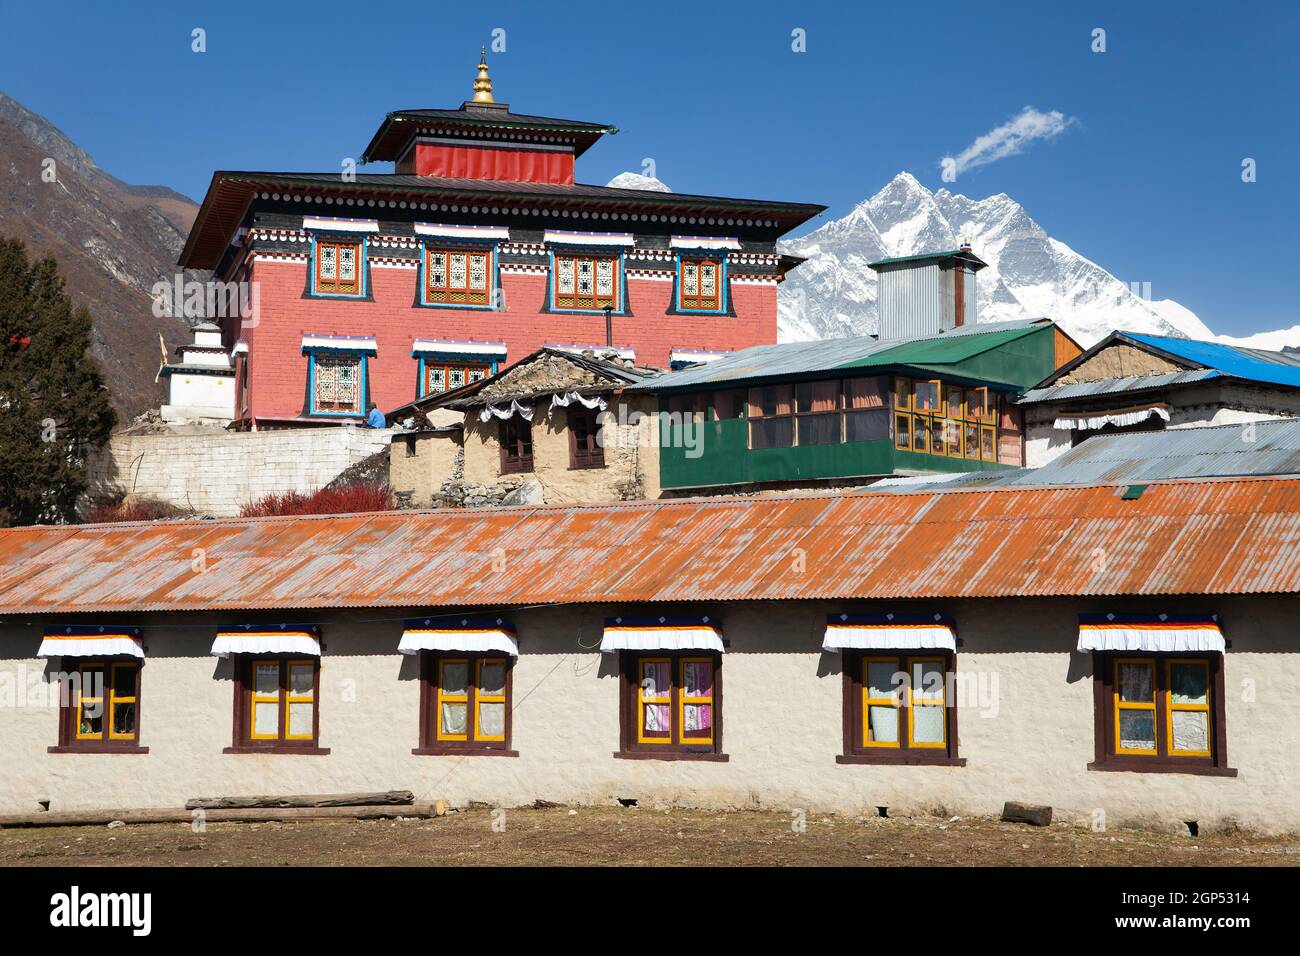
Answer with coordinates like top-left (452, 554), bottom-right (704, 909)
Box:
top-left (552, 252), bottom-right (621, 312)
top-left (305, 349), bottom-right (370, 416)
top-left (310, 235), bottom-right (368, 298)
top-left (423, 245), bottom-right (495, 307)
top-left (675, 255), bottom-right (728, 313)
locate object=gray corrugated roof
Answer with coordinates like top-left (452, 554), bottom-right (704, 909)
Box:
top-left (1018, 368), bottom-right (1222, 405)
top-left (874, 418), bottom-right (1300, 492)
top-left (629, 318), bottom-right (1050, 392)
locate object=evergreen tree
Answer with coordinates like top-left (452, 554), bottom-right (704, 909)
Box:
top-left (0, 238), bottom-right (116, 525)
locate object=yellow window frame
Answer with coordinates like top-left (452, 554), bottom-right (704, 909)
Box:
top-left (893, 413), bottom-right (913, 451)
top-left (284, 659), bottom-right (315, 741)
top-left (472, 657), bottom-right (507, 743)
top-left (862, 656), bottom-right (902, 749)
top-left (907, 656), bottom-right (947, 749)
top-left (636, 656), bottom-right (672, 745)
top-left (107, 662), bottom-right (137, 741)
top-left (893, 376), bottom-right (913, 412)
top-left (1166, 659), bottom-right (1212, 757)
top-left (678, 657), bottom-right (714, 745)
top-left (75, 664), bottom-right (104, 740)
top-left (436, 658), bottom-right (470, 742)
top-left (1113, 658), bottom-right (1158, 756)
top-left (249, 659), bottom-right (282, 740)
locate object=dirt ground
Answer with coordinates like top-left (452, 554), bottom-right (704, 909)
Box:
top-left (2, 807), bottom-right (1299, 866)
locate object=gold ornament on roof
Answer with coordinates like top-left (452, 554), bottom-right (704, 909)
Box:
top-left (471, 48), bottom-right (495, 104)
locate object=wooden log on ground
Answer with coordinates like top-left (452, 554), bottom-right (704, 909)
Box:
top-left (1001, 801), bottom-right (1053, 826)
top-left (185, 790), bottom-right (414, 811)
top-left (0, 802), bottom-right (438, 829)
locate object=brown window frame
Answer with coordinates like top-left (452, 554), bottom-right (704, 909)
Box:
top-left (224, 656), bottom-right (328, 755)
top-left (50, 658), bottom-right (148, 754)
top-left (616, 652), bottom-right (727, 761)
top-left (553, 253), bottom-right (620, 311)
top-left (1089, 651), bottom-right (1235, 776)
top-left (424, 245), bottom-right (494, 306)
top-left (314, 238), bottom-right (362, 295)
top-left (568, 407), bottom-right (606, 470)
top-left (837, 650), bottom-right (965, 766)
top-left (678, 257), bottom-right (723, 311)
top-left (413, 652), bottom-right (516, 756)
top-left (498, 417), bottom-right (534, 474)
top-left (422, 360), bottom-right (490, 397)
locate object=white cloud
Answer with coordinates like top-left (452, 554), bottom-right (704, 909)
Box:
top-left (943, 106), bottom-right (1076, 177)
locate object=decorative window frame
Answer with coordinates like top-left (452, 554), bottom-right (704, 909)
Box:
top-left (543, 248), bottom-right (630, 315)
top-left (303, 231), bottom-right (373, 301)
top-left (668, 251), bottom-right (734, 316)
top-left (499, 416), bottom-right (534, 474)
top-left (837, 650), bottom-right (964, 766)
top-left (303, 347), bottom-right (371, 418)
top-left (415, 241), bottom-right (500, 310)
top-left (1088, 651), bottom-right (1235, 776)
top-left (567, 406), bottom-right (606, 470)
top-left (615, 651), bottom-right (727, 761)
top-left (414, 652), bottom-right (517, 756)
top-left (224, 655), bottom-right (328, 755)
top-left (414, 351), bottom-right (498, 399)
top-left (49, 658), bottom-right (148, 755)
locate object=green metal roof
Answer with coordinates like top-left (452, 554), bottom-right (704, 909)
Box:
top-left (867, 248), bottom-right (989, 270)
top-left (850, 326), bottom-right (1039, 367)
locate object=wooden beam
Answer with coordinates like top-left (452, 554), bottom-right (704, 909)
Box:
top-left (185, 790), bottom-right (414, 811)
top-left (0, 802), bottom-right (438, 829)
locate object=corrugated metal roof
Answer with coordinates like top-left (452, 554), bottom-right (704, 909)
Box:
top-left (1019, 368), bottom-right (1221, 404)
top-left (1128, 333), bottom-right (1300, 388)
top-left (631, 319), bottom-right (1050, 392)
top-left (4, 475), bottom-right (1300, 617)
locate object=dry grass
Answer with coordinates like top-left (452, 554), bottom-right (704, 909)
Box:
top-left (2, 807), bottom-right (1299, 867)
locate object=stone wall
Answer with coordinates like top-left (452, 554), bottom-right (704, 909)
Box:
top-left (389, 431), bottom-right (463, 509)
top-left (87, 426), bottom-right (394, 517)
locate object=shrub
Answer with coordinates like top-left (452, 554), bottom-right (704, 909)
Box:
top-left (84, 496), bottom-right (190, 523)
top-left (240, 482), bottom-right (391, 518)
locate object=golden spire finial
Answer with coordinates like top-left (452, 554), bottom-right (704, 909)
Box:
top-left (471, 47), bottom-right (495, 104)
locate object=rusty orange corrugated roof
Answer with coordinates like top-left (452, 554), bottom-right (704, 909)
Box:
top-left (3, 477), bottom-right (1300, 615)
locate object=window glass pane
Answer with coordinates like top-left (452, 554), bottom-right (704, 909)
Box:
top-left (964, 423), bottom-right (980, 458)
top-left (846, 377), bottom-right (887, 410)
top-left (339, 245), bottom-right (357, 280)
top-left (894, 414), bottom-right (911, 448)
top-left (449, 253), bottom-right (467, 288)
top-left (287, 702), bottom-right (314, 737)
top-left (254, 662), bottom-right (279, 695)
top-left (1171, 710), bottom-right (1209, 752)
top-left (80, 710), bottom-right (104, 736)
top-left (557, 257), bottom-right (574, 293)
top-left (683, 703), bottom-right (712, 734)
top-left (640, 661), bottom-right (669, 697)
top-left (469, 253), bottom-right (488, 291)
top-left (946, 386), bottom-right (965, 418)
top-left (319, 244), bottom-right (337, 279)
top-left (798, 414), bottom-right (840, 446)
top-left (911, 706), bottom-right (945, 744)
top-left (845, 409), bottom-right (889, 442)
top-left (913, 661), bottom-right (945, 702)
top-left (253, 700), bottom-right (279, 737)
top-left (929, 417), bottom-right (946, 453)
top-left (893, 377), bottom-right (911, 410)
top-left (682, 263), bottom-right (698, 296)
top-left (429, 252), bottom-right (446, 287)
top-left (479, 661), bottom-right (506, 695)
top-left (1119, 711), bottom-right (1156, 751)
top-left (595, 259), bottom-right (614, 297)
top-left (912, 421), bottom-right (930, 453)
top-left (915, 381), bottom-right (940, 411)
top-left (441, 661), bottom-right (469, 696)
top-left (751, 417), bottom-right (794, 450)
top-left (478, 701), bottom-right (505, 738)
top-left (867, 660), bottom-right (901, 699)
top-left (1117, 662), bottom-right (1153, 702)
top-left (683, 661), bottom-right (712, 697)
top-left (797, 380), bottom-right (838, 414)
top-left (1170, 662), bottom-right (1208, 704)
top-left (700, 263), bottom-right (716, 298)
top-left (980, 426), bottom-right (996, 460)
top-left (867, 705), bottom-right (899, 743)
top-left (112, 665), bottom-right (136, 697)
top-left (714, 390), bottom-right (745, 420)
top-left (643, 703), bottom-right (670, 732)
top-left (441, 702), bottom-right (468, 735)
top-left (288, 662), bottom-right (314, 697)
top-left (112, 702), bottom-right (136, 736)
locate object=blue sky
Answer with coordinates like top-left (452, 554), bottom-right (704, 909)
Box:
top-left (2, 1), bottom-right (1297, 335)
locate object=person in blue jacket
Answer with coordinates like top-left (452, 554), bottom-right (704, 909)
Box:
top-left (365, 402), bottom-right (386, 429)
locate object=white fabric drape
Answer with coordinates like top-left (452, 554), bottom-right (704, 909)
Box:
top-left (822, 624), bottom-right (957, 652)
top-left (599, 625), bottom-right (725, 654)
top-left (1077, 623), bottom-right (1224, 654)
top-left (479, 400), bottom-right (534, 423)
top-left (1053, 406), bottom-right (1170, 431)
top-left (210, 631), bottom-right (321, 658)
top-left (548, 392), bottom-right (607, 418)
top-left (37, 635), bottom-right (144, 659)
top-left (397, 628), bottom-right (519, 657)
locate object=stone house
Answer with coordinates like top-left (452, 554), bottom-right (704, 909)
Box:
top-left (387, 348), bottom-right (663, 508)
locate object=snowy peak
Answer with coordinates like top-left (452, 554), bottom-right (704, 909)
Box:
top-left (778, 173), bottom-right (1294, 350)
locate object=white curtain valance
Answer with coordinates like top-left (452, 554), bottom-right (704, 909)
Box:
top-left (301, 334), bottom-right (378, 354)
top-left (1077, 617), bottom-right (1224, 654)
top-left (302, 216), bottom-right (379, 233)
top-left (823, 616), bottom-right (956, 652)
top-left (548, 391), bottom-right (607, 418)
top-left (669, 236), bottom-right (741, 250)
top-left (398, 619), bottom-right (518, 657)
top-left (543, 230), bottom-right (634, 247)
top-left (479, 400), bottom-right (534, 423)
top-left (38, 629), bottom-right (144, 659)
top-left (1054, 405), bottom-right (1170, 431)
top-left (599, 618), bottom-right (724, 654)
top-left (210, 629), bottom-right (321, 658)
top-left (413, 223), bottom-right (509, 240)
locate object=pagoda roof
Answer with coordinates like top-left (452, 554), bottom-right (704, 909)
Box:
top-left (178, 171), bottom-right (826, 270)
top-left (362, 103), bottom-right (617, 163)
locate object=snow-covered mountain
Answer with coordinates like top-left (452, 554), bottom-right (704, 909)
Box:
top-left (778, 172), bottom-right (1294, 349)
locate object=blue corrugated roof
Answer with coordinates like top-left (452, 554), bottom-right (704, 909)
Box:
top-left (1125, 333), bottom-right (1300, 389)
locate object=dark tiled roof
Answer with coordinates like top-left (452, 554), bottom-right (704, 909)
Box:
top-left (362, 104), bottom-right (617, 163)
